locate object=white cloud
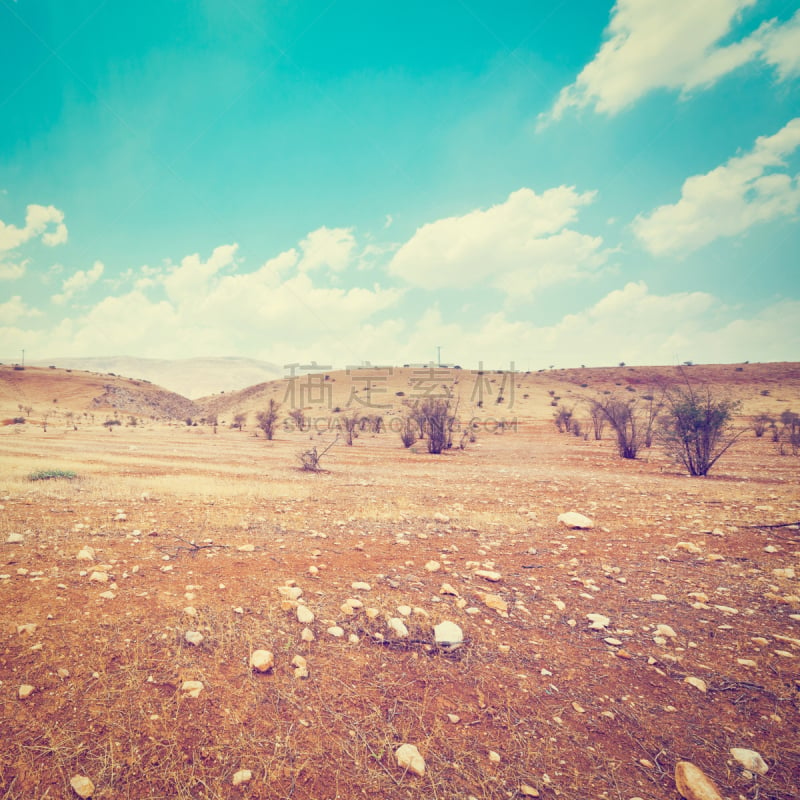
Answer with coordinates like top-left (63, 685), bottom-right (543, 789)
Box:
top-left (0, 260), bottom-right (28, 280)
top-left (162, 244), bottom-right (239, 304)
top-left (540, 2), bottom-right (800, 124)
top-left (366, 281), bottom-right (798, 370)
top-left (298, 227), bottom-right (356, 273)
top-left (0, 204), bottom-right (68, 251)
top-left (0, 296), bottom-right (42, 325)
top-left (53, 260), bottom-right (105, 305)
top-left (633, 117), bottom-right (800, 255)
top-left (388, 187), bottom-right (607, 296)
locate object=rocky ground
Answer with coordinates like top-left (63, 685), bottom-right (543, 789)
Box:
top-left (0, 365), bottom-right (798, 799)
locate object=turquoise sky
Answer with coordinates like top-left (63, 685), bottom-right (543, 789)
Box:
top-left (1, 0), bottom-right (799, 370)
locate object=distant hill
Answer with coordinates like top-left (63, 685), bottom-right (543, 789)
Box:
top-left (26, 356), bottom-right (283, 399)
top-left (0, 364), bottom-right (198, 422)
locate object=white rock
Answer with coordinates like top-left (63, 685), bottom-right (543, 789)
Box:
top-left (250, 650), bottom-right (274, 672)
top-left (69, 774), bottom-right (95, 798)
top-left (76, 547), bottom-right (95, 561)
top-left (474, 569), bottom-right (502, 582)
top-left (278, 586), bottom-right (303, 601)
top-left (388, 618), bottom-right (409, 638)
top-left (301, 627), bottom-right (315, 642)
top-left (180, 680), bottom-right (204, 697)
top-left (434, 621), bottom-right (464, 651)
top-left (683, 676), bottom-right (707, 693)
top-left (88, 571), bottom-right (108, 583)
top-left (424, 560), bottom-right (441, 572)
top-left (184, 631), bottom-right (204, 646)
top-left (6, 533), bottom-right (24, 544)
top-left (351, 581), bottom-right (371, 591)
top-left (232, 769), bottom-right (252, 786)
top-left (656, 624), bottom-right (677, 639)
top-left (17, 623), bottom-right (37, 635)
top-left (557, 512), bottom-right (594, 529)
top-left (586, 613), bottom-right (610, 630)
top-left (674, 761), bottom-right (723, 800)
top-left (395, 743), bottom-right (425, 776)
top-left (236, 544), bottom-right (255, 552)
top-left (488, 750), bottom-right (501, 763)
top-left (327, 626), bottom-right (345, 638)
top-left (296, 605), bottom-right (315, 624)
top-left (675, 541), bottom-right (703, 554)
top-left (18, 684), bottom-right (35, 699)
top-left (98, 591), bottom-right (116, 600)
top-left (730, 748), bottom-right (768, 775)
top-left (440, 583), bottom-right (459, 596)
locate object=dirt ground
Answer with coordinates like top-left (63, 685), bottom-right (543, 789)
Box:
top-left (0, 363), bottom-right (799, 799)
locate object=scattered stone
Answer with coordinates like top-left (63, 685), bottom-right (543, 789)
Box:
top-left (479, 593), bottom-right (509, 616)
top-left (232, 769), bottom-right (252, 786)
top-left (6, 533), bottom-right (24, 544)
top-left (474, 569), bottom-right (502, 582)
top-left (351, 581), bottom-right (371, 591)
top-left (180, 680), bottom-right (204, 698)
top-left (656, 624), bottom-right (677, 639)
top-left (557, 512), bottom-right (593, 529)
top-left (88, 571), bottom-right (108, 583)
top-left (434, 621), bottom-right (464, 651)
top-left (301, 627), bottom-right (315, 642)
top-left (440, 583), bottom-right (459, 596)
top-left (184, 631), bottom-right (204, 646)
top-left (571, 702), bottom-right (586, 713)
top-left (397, 605), bottom-right (412, 616)
top-left (16, 623), bottom-right (37, 635)
top-left (674, 761), bottom-right (724, 800)
top-left (98, 591), bottom-right (116, 600)
top-left (236, 544), bottom-right (255, 552)
top-left (433, 512), bottom-right (450, 523)
top-left (76, 547), bottom-right (95, 561)
top-left (675, 541), bottom-right (703, 555)
top-left (586, 613), bottom-right (610, 630)
top-left (184, 606), bottom-right (198, 617)
top-left (650, 594), bottom-right (668, 602)
top-left (737, 658), bottom-right (758, 668)
top-left (424, 560), bottom-right (441, 572)
top-left (278, 586), bottom-right (303, 601)
top-left (292, 654), bottom-right (309, 679)
top-left (683, 676), bottom-right (707, 693)
top-left (250, 650), bottom-right (275, 672)
top-left (388, 618), bottom-right (409, 638)
top-left (70, 775), bottom-right (95, 798)
top-left (730, 748), bottom-right (768, 775)
top-left (18, 684), bottom-right (35, 699)
top-left (520, 784), bottom-right (540, 797)
top-left (327, 626), bottom-right (345, 638)
top-left (296, 605), bottom-right (315, 624)
top-left (488, 750), bottom-right (501, 763)
top-left (395, 743), bottom-right (425, 776)
top-left (447, 713), bottom-right (460, 723)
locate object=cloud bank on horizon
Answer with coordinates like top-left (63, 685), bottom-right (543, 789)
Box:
top-left (1, 0), bottom-right (798, 371)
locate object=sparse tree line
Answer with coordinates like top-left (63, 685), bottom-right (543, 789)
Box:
top-left (552, 376), bottom-right (798, 476)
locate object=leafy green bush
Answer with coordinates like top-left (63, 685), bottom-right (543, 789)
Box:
top-left (28, 469), bottom-right (77, 481)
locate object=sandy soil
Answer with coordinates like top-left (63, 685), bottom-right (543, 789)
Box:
top-left (0, 363), bottom-right (798, 799)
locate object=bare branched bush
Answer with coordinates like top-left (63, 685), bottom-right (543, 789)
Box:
top-left (588, 403), bottom-right (606, 440)
top-left (658, 382), bottom-right (743, 476)
top-left (399, 397), bottom-right (459, 454)
top-left (399, 417), bottom-right (417, 448)
top-left (775, 410), bottom-right (800, 455)
top-left (342, 412), bottom-right (360, 445)
top-left (751, 412), bottom-right (773, 438)
top-left (288, 408), bottom-right (306, 431)
top-left (256, 399), bottom-right (281, 441)
top-left (553, 404), bottom-right (573, 433)
top-left (590, 396), bottom-right (642, 459)
top-left (298, 436), bottom-right (338, 471)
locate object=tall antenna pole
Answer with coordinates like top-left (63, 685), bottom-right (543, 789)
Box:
top-left (437, 345), bottom-right (441, 366)
top-left (21, 349), bottom-right (25, 368)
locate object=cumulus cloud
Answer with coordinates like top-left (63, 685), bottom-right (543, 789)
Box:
top-left (368, 281), bottom-right (798, 370)
top-left (388, 187), bottom-right (607, 296)
top-left (52, 261), bottom-right (105, 305)
top-left (162, 244), bottom-right (239, 304)
top-left (298, 227), bottom-right (356, 273)
top-left (0, 260), bottom-right (28, 280)
top-left (0, 296), bottom-right (42, 325)
top-left (633, 117), bottom-right (800, 255)
top-left (0, 204), bottom-right (68, 252)
top-left (540, 2), bottom-right (800, 125)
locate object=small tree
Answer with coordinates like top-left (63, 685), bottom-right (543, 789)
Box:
top-left (588, 403), bottom-right (606, 440)
top-left (256, 399), bottom-right (281, 441)
top-left (232, 412), bottom-right (246, 431)
top-left (776, 410), bottom-right (800, 455)
top-left (342, 412), bottom-right (360, 446)
top-left (288, 408), bottom-right (306, 431)
top-left (399, 416), bottom-right (417, 448)
top-left (752, 412), bottom-right (773, 438)
top-left (658, 383), bottom-right (743, 476)
top-left (590, 396), bottom-right (642, 459)
top-left (553, 404), bottom-right (573, 433)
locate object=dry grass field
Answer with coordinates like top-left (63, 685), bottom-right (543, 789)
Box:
top-left (1, 363), bottom-right (799, 799)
